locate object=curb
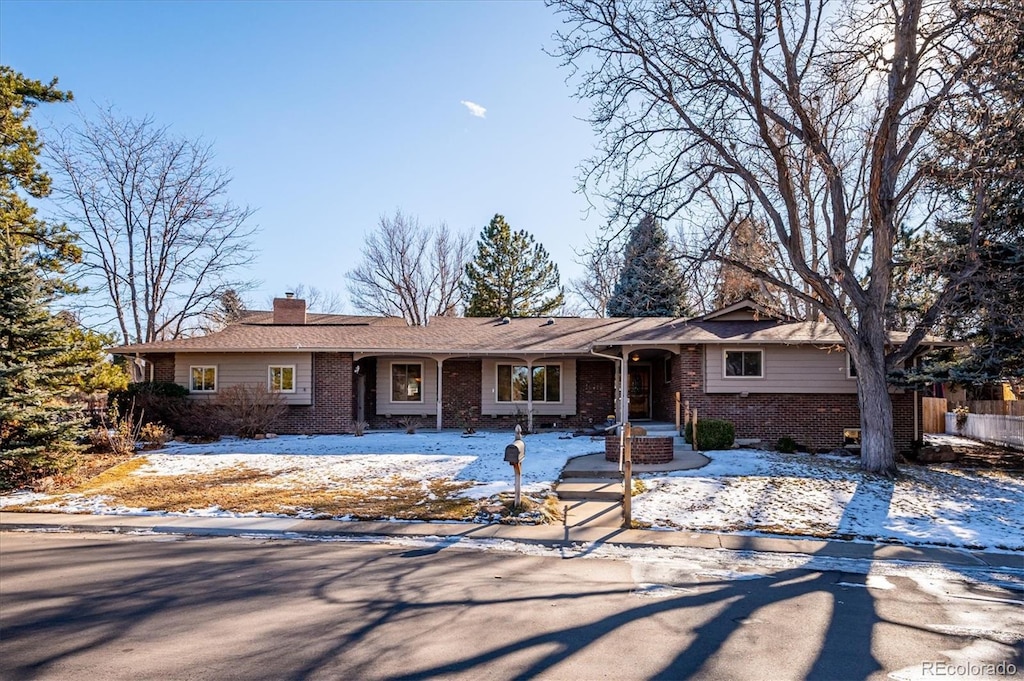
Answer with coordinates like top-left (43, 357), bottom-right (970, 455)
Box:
top-left (2, 511), bottom-right (1021, 571)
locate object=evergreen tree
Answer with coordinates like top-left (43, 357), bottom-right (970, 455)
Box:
top-left (894, 3), bottom-right (1024, 391)
top-left (463, 214), bottom-right (564, 317)
top-left (607, 215), bottom-right (689, 317)
top-left (0, 235), bottom-right (88, 488)
top-left (0, 67), bottom-right (77, 285)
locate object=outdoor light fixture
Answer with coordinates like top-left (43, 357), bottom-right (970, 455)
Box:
top-left (631, 352), bottom-right (640, 362)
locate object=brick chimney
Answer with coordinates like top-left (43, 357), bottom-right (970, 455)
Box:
top-left (272, 292), bottom-right (306, 324)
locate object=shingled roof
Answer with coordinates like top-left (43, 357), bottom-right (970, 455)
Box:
top-left (111, 314), bottom-right (935, 355)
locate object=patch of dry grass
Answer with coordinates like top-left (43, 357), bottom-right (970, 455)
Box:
top-left (19, 459), bottom-right (481, 521)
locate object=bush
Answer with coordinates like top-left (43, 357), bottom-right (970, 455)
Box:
top-left (109, 381), bottom-right (189, 426)
top-left (91, 405), bottom-right (142, 456)
top-left (139, 422), bottom-right (173, 447)
top-left (775, 436), bottom-right (798, 453)
top-left (684, 418), bottom-right (735, 450)
top-left (215, 384), bottom-right (286, 438)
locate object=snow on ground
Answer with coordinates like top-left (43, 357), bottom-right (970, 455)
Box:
top-left (633, 449), bottom-right (1024, 551)
top-left (148, 431), bottom-right (603, 495)
top-left (0, 431), bottom-right (605, 515)
top-left (3, 432), bottom-right (1021, 553)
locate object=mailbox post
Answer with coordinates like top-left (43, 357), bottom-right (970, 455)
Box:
top-left (504, 424), bottom-right (526, 508)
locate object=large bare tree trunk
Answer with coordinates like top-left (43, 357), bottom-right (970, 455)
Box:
top-left (549, 0), bottom-right (1006, 473)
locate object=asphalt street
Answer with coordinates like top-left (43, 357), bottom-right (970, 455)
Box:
top-left (0, 531), bottom-right (1021, 680)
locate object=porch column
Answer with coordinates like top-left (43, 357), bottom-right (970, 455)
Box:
top-left (619, 346), bottom-right (629, 424)
top-left (436, 358), bottom-right (445, 431)
top-left (526, 359), bottom-right (534, 433)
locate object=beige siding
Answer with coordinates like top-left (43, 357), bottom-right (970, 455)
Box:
top-left (175, 353), bottom-right (313, 405)
top-left (480, 358), bottom-right (577, 417)
top-left (705, 344), bottom-right (857, 394)
top-left (376, 357), bottom-right (438, 416)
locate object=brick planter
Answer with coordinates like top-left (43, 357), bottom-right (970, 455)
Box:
top-left (604, 435), bottom-right (674, 464)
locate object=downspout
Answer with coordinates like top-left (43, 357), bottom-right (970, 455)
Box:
top-left (591, 346), bottom-right (627, 469)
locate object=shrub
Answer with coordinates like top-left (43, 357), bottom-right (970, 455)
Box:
top-left (953, 405), bottom-right (969, 433)
top-left (776, 436), bottom-right (798, 453)
top-left (684, 418), bottom-right (735, 450)
top-left (139, 422), bottom-right (173, 447)
top-left (215, 384), bottom-right (286, 438)
top-left (353, 420), bottom-right (368, 437)
top-left (92, 405), bottom-right (143, 456)
top-left (398, 417), bottom-right (420, 434)
top-left (109, 382), bottom-right (189, 426)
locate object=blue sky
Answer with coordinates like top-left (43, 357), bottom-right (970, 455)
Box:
top-left (1, 0), bottom-right (605, 311)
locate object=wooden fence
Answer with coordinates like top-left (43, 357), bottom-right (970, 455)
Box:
top-left (922, 397), bottom-right (947, 434)
top-left (966, 400), bottom-right (1024, 417)
top-left (946, 412), bottom-right (1024, 450)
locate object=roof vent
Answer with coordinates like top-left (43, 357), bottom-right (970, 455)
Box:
top-left (500, 316), bottom-right (511, 325)
top-left (544, 318), bottom-right (555, 326)
top-left (285, 291), bottom-right (295, 299)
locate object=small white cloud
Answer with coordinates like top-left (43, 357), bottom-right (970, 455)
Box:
top-left (460, 100), bottom-right (487, 118)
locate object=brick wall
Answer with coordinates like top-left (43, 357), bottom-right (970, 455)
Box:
top-left (676, 344), bottom-right (919, 453)
top-left (367, 357), bottom-right (617, 431)
top-left (652, 355), bottom-right (680, 422)
top-left (275, 352), bottom-right (354, 434)
top-left (605, 435), bottom-right (674, 464)
top-left (576, 359), bottom-right (616, 427)
top-left (145, 354), bottom-right (175, 383)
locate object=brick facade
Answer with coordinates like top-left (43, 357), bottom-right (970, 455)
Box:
top-left (275, 352), bottom-right (354, 434)
top-left (144, 354), bottom-right (175, 383)
top-left (673, 344), bottom-right (920, 453)
top-left (365, 357), bottom-right (617, 431)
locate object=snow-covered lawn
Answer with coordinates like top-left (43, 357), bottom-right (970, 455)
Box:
top-left (3, 432), bottom-right (1021, 552)
top-left (634, 449), bottom-right (1024, 552)
top-left (1, 431), bottom-right (604, 519)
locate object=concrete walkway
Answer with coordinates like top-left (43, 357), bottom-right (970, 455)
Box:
top-left (4, 511), bottom-right (1017, 571)
top-left (555, 427), bottom-right (712, 529)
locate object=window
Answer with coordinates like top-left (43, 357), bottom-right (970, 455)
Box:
top-left (724, 350), bottom-right (763, 378)
top-left (497, 364), bottom-right (561, 402)
top-left (847, 353), bottom-right (858, 379)
top-left (391, 363), bottom-right (422, 402)
top-left (190, 366), bottom-right (217, 392)
top-left (269, 365), bottom-right (295, 393)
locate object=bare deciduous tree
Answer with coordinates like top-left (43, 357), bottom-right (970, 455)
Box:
top-left (267, 284), bottom-right (346, 314)
top-left (346, 210), bottom-right (471, 325)
top-left (550, 0), bottom-right (1016, 473)
top-left (569, 234), bottom-right (623, 317)
top-left (48, 107), bottom-right (257, 344)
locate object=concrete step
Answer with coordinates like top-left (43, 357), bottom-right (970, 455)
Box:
top-left (554, 479), bottom-right (624, 502)
top-left (560, 499), bottom-right (624, 528)
top-left (560, 468), bottom-right (623, 480)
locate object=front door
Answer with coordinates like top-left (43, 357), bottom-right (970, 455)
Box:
top-left (628, 364), bottom-right (652, 420)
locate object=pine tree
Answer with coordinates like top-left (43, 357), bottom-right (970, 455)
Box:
top-left (463, 214), bottom-right (564, 317)
top-left (607, 215), bottom-right (689, 317)
top-left (0, 235), bottom-right (88, 487)
top-left (0, 67), bottom-right (77, 285)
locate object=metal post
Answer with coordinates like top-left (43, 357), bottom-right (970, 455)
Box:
top-left (622, 422), bottom-right (632, 529)
top-left (675, 391), bottom-right (681, 433)
top-left (513, 462), bottom-right (522, 508)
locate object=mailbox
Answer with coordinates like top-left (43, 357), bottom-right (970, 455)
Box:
top-left (504, 440), bottom-right (525, 464)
